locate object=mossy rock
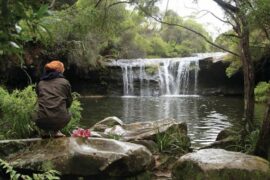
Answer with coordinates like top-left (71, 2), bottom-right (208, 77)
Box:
top-left (172, 149), bottom-right (270, 180)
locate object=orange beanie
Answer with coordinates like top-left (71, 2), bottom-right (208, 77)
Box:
top-left (45, 60), bottom-right (65, 73)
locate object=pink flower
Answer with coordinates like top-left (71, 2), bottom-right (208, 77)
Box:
top-left (72, 128), bottom-right (91, 138)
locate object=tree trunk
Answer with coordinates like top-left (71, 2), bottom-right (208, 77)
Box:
top-left (254, 98), bottom-right (270, 160)
top-left (240, 26), bottom-right (255, 130)
top-left (235, 10), bottom-right (255, 131)
top-left (213, 0), bottom-right (255, 127)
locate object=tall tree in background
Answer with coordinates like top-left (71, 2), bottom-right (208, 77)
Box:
top-left (212, 0), bottom-right (255, 131)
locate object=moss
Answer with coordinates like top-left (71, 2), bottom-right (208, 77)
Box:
top-left (41, 160), bottom-right (55, 172)
top-left (145, 64), bottom-right (159, 75)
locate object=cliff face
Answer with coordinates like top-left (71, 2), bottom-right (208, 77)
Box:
top-left (5, 55), bottom-right (270, 96)
top-left (197, 59), bottom-right (244, 95)
top-left (65, 58), bottom-right (244, 96)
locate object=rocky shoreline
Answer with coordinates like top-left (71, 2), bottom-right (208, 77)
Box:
top-left (1, 117), bottom-right (270, 179)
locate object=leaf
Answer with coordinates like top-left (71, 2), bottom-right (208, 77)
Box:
top-left (9, 41), bottom-right (21, 49)
top-left (36, 5), bottom-right (49, 19)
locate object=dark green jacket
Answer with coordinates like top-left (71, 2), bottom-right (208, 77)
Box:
top-left (36, 77), bottom-right (72, 130)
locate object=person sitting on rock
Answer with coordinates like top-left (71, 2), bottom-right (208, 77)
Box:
top-left (35, 60), bottom-right (72, 138)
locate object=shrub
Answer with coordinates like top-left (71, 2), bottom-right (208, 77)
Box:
top-left (0, 86), bottom-right (37, 139)
top-left (0, 86), bottom-right (82, 139)
top-left (62, 92), bottom-right (83, 135)
top-left (254, 81), bottom-right (270, 103)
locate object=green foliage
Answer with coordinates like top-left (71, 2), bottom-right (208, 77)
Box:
top-left (0, 86), bottom-right (82, 139)
top-left (255, 81), bottom-right (270, 103)
top-left (0, 1), bottom-right (50, 56)
top-left (0, 86), bottom-right (37, 139)
top-left (224, 55), bottom-right (242, 78)
top-left (62, 93), bottom-right (83, 135)
top-left (145, 64), bottom-right (159, 75)
top-left (0, 158), bottom-right (60, 180)
top-left (244, 129), bottom-right (260, 154)
top-left (155, 127), bottom-right (190, 154)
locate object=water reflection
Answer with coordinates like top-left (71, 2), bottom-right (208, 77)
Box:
top-left (80, 96), bottom-right (244, 148)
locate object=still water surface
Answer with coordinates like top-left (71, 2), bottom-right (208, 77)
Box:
top-left (80, 96), bottom-right (244, 148)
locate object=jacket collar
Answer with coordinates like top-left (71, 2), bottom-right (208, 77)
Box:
top-left (40, 71), bottom-right (64, 81)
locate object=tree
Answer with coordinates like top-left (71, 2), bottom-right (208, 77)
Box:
top-left (211, 0), bottom-right (255, 131)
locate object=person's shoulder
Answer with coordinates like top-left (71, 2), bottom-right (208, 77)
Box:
top-left (56, 77), bottom-right (70, 85)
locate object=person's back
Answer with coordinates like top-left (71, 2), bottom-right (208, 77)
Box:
top-left (36, 60), bottom-right (72, 137)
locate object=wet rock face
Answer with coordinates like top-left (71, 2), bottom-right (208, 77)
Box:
top-left (198, 60), bottom-right (243, 95)
top-left (5, 137), bottom-right (153, 177)
top-left (172, 149), bottom-right (270, 180)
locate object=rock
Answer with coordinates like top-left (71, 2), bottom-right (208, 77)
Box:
top-left (172, 149), bottom-right (270, 180)
top-left (4, 137), bottom-right (153, 177)
top-left (130, 140), bottom-right (159, 154)
top-left (200, 128), bottom-right (240, 151)
top-left (91, 116), bottom-right (124, 132)
top-left (216, 128), bottom-right (238, 141)
top-left (0, 138), bottom-right (41, 158)
top-left (201, 136), bottom-right (239, 151)
top-left (98, 118), bottom-right (190, 154)
top-left (104, 118), bottom-right (188, 141)
top-left (105, 125), bottom-right (126, 137)
top-left (198, 59), bottom-right (243, 96)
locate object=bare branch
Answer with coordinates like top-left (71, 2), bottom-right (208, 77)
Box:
top-left (107, 1), bottom-right (130, 8)
top-left (222, 33), bottom-right (240, 38)
top-left (49, 0), bottom-right (56, 9)
top-left (196, 10), bottom-right (229, 24)
top-left (95, 0), bottom-right (103, 8)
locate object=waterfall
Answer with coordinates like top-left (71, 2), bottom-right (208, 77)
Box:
top-left (108, 53), bottom-right (226, 96)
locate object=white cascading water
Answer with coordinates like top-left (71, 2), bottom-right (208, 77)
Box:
top-left (108, 53), bottom-right (226, 96)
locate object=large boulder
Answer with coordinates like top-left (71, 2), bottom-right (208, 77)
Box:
top-left (92, 118), bottom-right (191, 154)
top-left (201, 128), bottom-right (240, 151)
top-left (172, 149), bottom-right (270, 180)
top-left (99, 118), bottom-right (188, 141)
top-left (4, 137), bottom-right (153, 177)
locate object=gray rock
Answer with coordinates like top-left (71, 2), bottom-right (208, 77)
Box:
top-left (5, 137), bottom-right (153, 177)
top-left (172, 149), bottom-right (270, 180)
top-left (91, 116), bottom-right (124, 132)
top-left (99, 118), bottom-right (190, 154)
top-left (104, 118), bottom-right (188, 141)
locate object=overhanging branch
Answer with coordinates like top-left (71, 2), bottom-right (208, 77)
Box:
top-left (139, 6), bottom-right (240, 57)
top-left (213, 0), bottom-right (239, 13)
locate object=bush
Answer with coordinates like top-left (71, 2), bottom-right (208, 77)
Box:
top-left (254, 81), bottom-right (270, 103)
top-left (0, 86), bottom-right (82, 139)
top-left (0, 86), bottom-right (37, 139)
top-left (62, 92), bottom-right (83, 135)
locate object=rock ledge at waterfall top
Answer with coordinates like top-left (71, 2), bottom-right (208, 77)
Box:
top-left (172, 149), bottom-right (270, 180)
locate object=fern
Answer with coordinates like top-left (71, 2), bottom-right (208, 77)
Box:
top-left (0, 158), bottom-right (61, 180)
